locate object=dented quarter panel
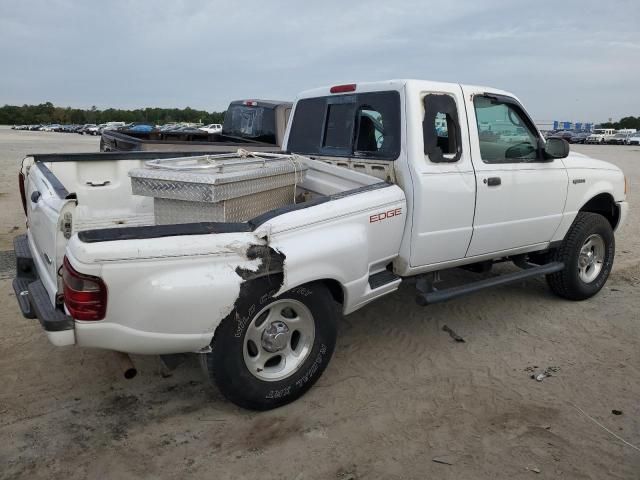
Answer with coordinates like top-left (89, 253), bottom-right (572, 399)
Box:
top-left (67, 231), bottom-right (264, 354)
top-left (65, 182), bottom-right (405, 353)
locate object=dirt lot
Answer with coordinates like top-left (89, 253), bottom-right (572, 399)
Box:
top-left (0, 127), bottom-right (638, 479)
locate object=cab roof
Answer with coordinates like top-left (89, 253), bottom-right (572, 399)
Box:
top-left (295, 79), bottom-right (515, 100)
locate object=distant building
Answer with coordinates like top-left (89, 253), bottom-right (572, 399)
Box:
top-left (534, 120), bottom-right (594, 132)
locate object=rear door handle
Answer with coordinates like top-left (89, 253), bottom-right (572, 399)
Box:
top-left (484, 177), bottom-right (501, 187)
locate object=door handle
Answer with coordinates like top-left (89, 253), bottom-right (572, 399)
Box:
top-left (484, 177), bottom-right (501, 187)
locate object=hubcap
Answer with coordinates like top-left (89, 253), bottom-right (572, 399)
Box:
top-left (578, 234), bottom-right (605, 283)
top-left (261, 321), bottom-right (290, 353)
top-left (243, 299), bottom-right (315, 382)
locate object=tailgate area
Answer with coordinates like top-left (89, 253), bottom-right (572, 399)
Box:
top-left (12, 234), bottom-right (75, 345)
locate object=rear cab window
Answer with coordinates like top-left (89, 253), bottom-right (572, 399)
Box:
top-left (287, 91), bottom-right (401, 160)
top-left (222, 103), bottom-right (277, 143)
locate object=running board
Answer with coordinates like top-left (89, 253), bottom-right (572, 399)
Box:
top-left (416, 262), bottom-right (565, 306)
top-left (368, 270), bottom-right (401, 290)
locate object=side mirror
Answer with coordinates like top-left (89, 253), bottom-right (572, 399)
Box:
top-left (543, 137), bottom-right (570, 159)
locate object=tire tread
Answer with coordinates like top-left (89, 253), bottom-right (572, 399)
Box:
top-left (547, 212), bottom-right (613, 300)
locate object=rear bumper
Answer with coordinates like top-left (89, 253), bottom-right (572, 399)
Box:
top-left (12, 234), bottom-right (75, 346)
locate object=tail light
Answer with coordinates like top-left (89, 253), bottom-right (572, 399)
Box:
top-left (62, 256), bottom-right (107, 320)
top-left (19, 171), bottom-right (27, 215)
top-left (330, 84), bottom-right (357, 94)
top-left (244, 100), bottom-right (258, 106)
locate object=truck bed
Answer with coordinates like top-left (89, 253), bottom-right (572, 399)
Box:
top-left (100, 129), bottom-right (282, 153)
top-left (22, 150), bottom-right (392, 304)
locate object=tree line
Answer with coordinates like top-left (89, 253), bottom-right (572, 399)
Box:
top-left (599, 116), bottom-right (640, 130)
top-left (0, 102), bottom-right (226, 125)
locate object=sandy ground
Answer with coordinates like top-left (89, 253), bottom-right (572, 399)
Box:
top-left (0, 126), bottom-right (638, 479)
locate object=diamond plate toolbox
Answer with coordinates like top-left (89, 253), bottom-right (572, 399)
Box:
top-left (128, 152), bottom-right (308, 224)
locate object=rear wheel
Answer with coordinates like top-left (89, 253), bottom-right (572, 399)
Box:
top-left (203, 280), bottom-right (338, 410)
top-left (547, 212), bottom-right (614, 300)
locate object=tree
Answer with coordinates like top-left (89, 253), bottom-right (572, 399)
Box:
top-left (0, 102), bottom-right (226, 125)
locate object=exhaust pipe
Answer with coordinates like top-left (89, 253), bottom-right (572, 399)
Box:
top-left (114, 352), bottom-right (137, 379)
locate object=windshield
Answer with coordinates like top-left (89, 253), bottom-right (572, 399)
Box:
top-left (222, 105), bottom-right (276, 143)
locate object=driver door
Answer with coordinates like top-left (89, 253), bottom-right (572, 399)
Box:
top-left (463, 88), bottom-right (568, 257)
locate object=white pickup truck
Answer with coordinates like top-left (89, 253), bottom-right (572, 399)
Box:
top-left (13, 80), bottom-right (628, 410)
top-left (586, 128), bottom-right (617, 144)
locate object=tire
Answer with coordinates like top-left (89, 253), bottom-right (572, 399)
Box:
top-left (547, 212), bottom-right (614, 300)
top-left (203, 280), bottom-right (338, 410)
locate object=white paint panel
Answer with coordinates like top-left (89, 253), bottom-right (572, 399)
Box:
top-left (401, 82), bottom-right (477, 267)
top-left (461, 85), bottom-right (568, 257)
top-left (467, 168), bottom-right (567, 255)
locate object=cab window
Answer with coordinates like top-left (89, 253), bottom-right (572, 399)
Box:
top-left (422, 93), bottom-right (461, 162)
top-left (473, 96), bottom-right (540, 163)
top-left (355, 108), bottom-right (385, 153)
top-left (287, 91), bottom-right (400, 160)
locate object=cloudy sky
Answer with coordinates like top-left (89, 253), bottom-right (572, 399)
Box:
top-left (1, 0), bottom-right (639, 122)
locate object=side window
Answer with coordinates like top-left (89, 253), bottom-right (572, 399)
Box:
top-left (423, 94), bottom-right (461, 162)
top-left (355, 108), bottom-right (384, 153)
top-left (473, 96), bottom-right (540, 163)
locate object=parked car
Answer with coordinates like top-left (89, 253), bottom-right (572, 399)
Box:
top-left (100, 100), bottom-right (292, 152)
top-left (570, 132), bottom-right (590, 144)
top-left (77, 124), bottom-right (97, 134)
top-left (13, 80), bottom-right (628, 410)
top-left (86, 124), bottom-right (105, 135)
top-left (586, 128), bottom-right (616, 144)
top-left (607, 133), bottom-right (630, 145)
top-left (102, 122), bottom-right (126, 132)
top-left (199, 123), bottom-right (223, 134)
top-left (626, 132), bottom-right (640, 145)
top-left (119, 123), bottom-right (155, 134)
top-left (550, 131), bottom-right (574, 142)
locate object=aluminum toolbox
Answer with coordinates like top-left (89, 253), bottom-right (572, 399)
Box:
top-left (128, 152), bottom-right (307, 224)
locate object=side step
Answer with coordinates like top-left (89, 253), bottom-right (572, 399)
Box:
top-left (416, 262), bottom-right (564, 306)
top-left (368, 270), bottom-right (401, 289)
top-left (14, 234), bottom-right (36, 280)
top-left (12, 277), bottom-right (36, 319)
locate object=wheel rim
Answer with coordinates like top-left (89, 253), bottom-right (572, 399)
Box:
top-left (243, 299), bottom-right (315, 382)
top-left (578, 234), bottom-right (605, 283)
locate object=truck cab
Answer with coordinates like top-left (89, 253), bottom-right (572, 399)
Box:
top-left (285, 80), bottom-right (626, 274)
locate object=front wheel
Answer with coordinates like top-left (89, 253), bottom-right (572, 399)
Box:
top-left (547, 212), bottom-right (614, 300)
top-left (203, 280), bottom-right (338, 410)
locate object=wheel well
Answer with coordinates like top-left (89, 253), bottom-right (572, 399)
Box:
top-left (319, 279), bottom-right (344, 305)
top-left (579, 193), bottom-right (619, 229)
